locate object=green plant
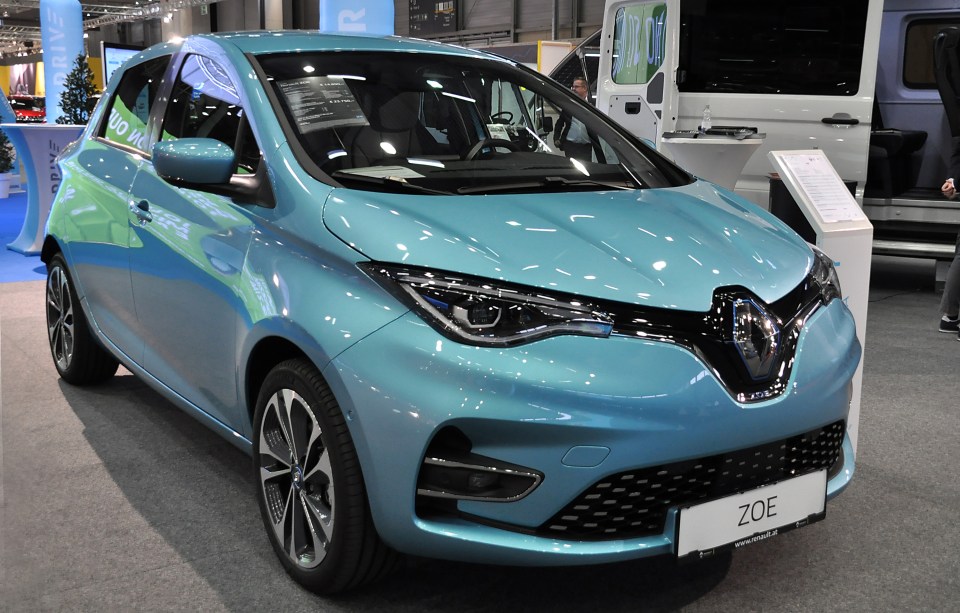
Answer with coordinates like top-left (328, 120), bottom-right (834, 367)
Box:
top-left (57, 54), bottom-right (99, 125)
top-left (0, 129), bottom-right (14, 174)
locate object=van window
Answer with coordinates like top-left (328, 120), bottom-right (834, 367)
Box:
top-left (612, 4), bottom-right (667, 85)
top-left (676, 0), bottom-right (870, 96)
top-left (904, 19), bottom-right (960, 89)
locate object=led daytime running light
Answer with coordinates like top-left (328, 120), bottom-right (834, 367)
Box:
top-left (362, 264), bottom-right (613, 347)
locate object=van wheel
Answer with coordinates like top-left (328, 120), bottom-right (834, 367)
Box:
top-left (45, 254), bottom-right (119, 385)
top-left (253, 359), bottom-right (399, 594)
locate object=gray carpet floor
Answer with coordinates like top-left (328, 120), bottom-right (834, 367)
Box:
top-left (1, 255), bottom-right (957, 612)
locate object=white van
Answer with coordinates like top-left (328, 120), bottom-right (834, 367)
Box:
top-left (551, 0), bottom-right (960, 261)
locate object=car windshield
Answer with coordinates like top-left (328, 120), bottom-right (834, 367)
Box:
top-left (255, 51), bottom-right (688, 195)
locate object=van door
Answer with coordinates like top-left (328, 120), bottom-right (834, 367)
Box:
top-left (597, 0), bottom-right (680, 144)
top-left (672, 0), bottom-right (882, 206)
top-left (594, 0), bottom-right (882, 207)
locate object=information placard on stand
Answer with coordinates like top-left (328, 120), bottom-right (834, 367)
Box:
top-left (768, 150), bottom-right (873, 453)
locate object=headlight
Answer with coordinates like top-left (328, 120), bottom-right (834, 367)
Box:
top-left (810, 245), bottom-right (842, 303)
top-left (360, 263), bottom-right (614, 347)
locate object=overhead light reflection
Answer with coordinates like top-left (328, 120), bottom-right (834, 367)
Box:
top-left (569, 158), bottom-right (590, 176)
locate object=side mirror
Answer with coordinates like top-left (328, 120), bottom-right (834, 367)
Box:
top-left (540, 116), bottom-right (554, 133)
top-left (153, 138), bottom-right (236, 185)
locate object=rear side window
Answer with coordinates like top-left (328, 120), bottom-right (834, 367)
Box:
top-left (677, 0), bottom-right (870, 96)
top-left (904, 19), bottom-right (960, 89)
top-left (99, 55), bottom-right (170, 152)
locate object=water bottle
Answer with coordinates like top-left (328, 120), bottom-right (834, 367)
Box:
top-left (700, 104), bottom-right (712, 133)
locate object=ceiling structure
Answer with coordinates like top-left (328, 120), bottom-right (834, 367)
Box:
top-left (0, 0), bottom-right (219, 56)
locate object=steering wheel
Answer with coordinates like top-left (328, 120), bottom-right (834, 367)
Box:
top-left (463, 138), bottom-right (520, 160)
top-left (490, 111), bottom-right (514, 124)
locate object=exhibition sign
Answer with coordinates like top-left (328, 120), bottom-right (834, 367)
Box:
top-left (3, 124), bottom-right (84, 254)
top-left (39, 0), bottom-right (84, 124)
top-left (319, 0), bottom-right (394, 35)
top-left (101, 43), bottom-right (144, 90)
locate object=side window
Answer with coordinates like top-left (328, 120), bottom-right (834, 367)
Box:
top-left (161, 54), bottom-right (261, 174)
top-left (677, 0), bottom-right (870, 96)
top-left (612, 3), bottom-right (667, 85)
top-left (100, 55), bottom-right (170, 152)
top-left (488, 81), bottom-right (529, 129)
top-left (904, 19), bottom-right (960, 89)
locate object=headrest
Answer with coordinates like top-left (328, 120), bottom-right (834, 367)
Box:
top-left (373, 92), bottom-right (420, 132)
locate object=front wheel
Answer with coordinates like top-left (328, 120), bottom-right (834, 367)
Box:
top-left (252, 359), bottom-right (398, 594)
top-left (45, 254), bottom-right (119, 385)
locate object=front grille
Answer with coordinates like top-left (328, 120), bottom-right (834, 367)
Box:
top-left (540, 420), bottom-right (845, 541)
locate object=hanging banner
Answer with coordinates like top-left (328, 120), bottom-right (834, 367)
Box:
top-left (40, 0), bottom-right (84, 124)
top-left (319, 0), bottom-right (395, 35)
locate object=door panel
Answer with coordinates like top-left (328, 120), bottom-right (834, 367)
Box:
top-left (62, 141), bottom-right (141, 360)
top-left (598, 0), bottom-right (680, 143)
top-left (127, 167), bottom-right (253, 429)
top-left (124, 52), bottom-right (262, 431)
top-left (676, 94), bottom-right (875, 206)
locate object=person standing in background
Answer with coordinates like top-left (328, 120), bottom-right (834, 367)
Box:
top-left (938, 143), bottom-right (960, 339)
top-left (553, 77), bottom-right (593, 160)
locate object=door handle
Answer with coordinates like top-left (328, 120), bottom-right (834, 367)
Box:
top-left (130, 200), bottom-right (152, 224)
top-left (625, 101), bottom-right (642, 115)
top-left (821, 116), bottom-right (859, 126)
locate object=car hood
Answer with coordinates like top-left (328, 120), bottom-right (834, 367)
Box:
top-left (322, 181), bottom-right (813, 311)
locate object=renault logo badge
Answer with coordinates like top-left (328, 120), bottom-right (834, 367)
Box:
top-left (732, 299), bottom-right (781, 380)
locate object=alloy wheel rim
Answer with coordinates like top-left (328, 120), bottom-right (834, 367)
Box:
top-left (46, 266), bottom-right (74, 372)
top-left (258, 387), bottom-right (335, 569)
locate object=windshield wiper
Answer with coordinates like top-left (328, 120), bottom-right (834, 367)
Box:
top-left (331, 171), bottom-right (453, 195)
top-left (456, 176), bottom-right (638, 195)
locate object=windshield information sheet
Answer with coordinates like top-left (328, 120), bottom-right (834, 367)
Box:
top-left (277, 77), bottom-right (369, 133)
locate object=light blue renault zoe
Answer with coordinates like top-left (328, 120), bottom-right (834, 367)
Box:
top-left (42, 32), bottom-right (860, 593)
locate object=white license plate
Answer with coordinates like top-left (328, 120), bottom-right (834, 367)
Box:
top-left (676, 470), bottom-right (827, 559)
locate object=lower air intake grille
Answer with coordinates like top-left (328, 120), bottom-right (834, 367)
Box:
top-left (540, 420), bottom-right (845, 541)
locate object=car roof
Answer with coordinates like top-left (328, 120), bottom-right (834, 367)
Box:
top-left (195, 30), bottom-right (496, 58)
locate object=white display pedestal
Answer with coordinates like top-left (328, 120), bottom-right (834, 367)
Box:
top-left (2, 124), bottom-right (84, 255)
top-left (660, 134), bottom-right (764, 190)
top-left (768, 150), bottom-right (873, 453)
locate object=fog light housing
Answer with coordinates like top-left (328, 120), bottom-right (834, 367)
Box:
top-left (417, 453), bottom-right (543, 502)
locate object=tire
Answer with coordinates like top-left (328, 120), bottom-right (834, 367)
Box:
top-left (253, 359), bottom-right (399, 594)
top-left (45, 254), bottom-right (120, 385)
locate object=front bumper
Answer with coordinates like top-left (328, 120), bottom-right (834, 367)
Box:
top-left (323, 298), bottom-right (860, 565)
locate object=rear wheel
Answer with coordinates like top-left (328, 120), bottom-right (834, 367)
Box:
top-left (253, 359), bottom-right (398, 594)
top-left (45, 254), bottom-right (119, 385)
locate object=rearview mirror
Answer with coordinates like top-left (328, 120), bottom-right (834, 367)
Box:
top-left (153, 138), bottom-right (236, 185)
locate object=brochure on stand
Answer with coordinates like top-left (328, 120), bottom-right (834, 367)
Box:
top-left (768, 150), bottom-right (867, 224)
